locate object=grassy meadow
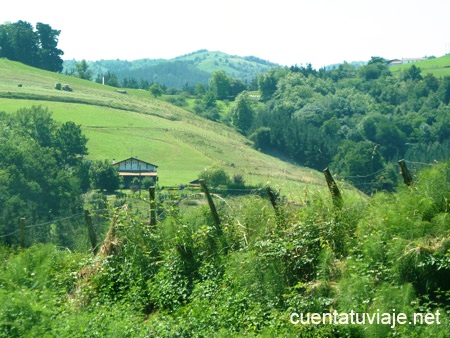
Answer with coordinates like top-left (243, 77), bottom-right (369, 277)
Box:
top-left (390, 53), bottom-right (450, 77)
top-left (0, 58), bottom-right (326, 196)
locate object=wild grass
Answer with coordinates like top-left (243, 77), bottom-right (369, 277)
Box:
top-left (0, 162), bottom-right (449, 337)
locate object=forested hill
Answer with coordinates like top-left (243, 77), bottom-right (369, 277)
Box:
top-left (63, 50), bottom-right (279, 89)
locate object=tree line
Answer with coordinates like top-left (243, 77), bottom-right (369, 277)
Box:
top-left (0, 106), bottom-right (129, 246)
top-left (92, 56), bottom-right (448, 195)
top-left (228, 58), bottom-right (450, 194)
top-left (0, 20), bottom-right (64, 72)
top-left (2, 19), bottom-right (449, 195)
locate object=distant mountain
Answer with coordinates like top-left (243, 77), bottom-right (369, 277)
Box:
top-left (323, 60), bottom-right (367, 70)
top-left (63, 50), bottom-right (279, 89)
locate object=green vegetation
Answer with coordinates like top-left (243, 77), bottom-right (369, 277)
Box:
top-left (390, 54), bottom-right (450, 78)
top-left (248, 57), bottom-right (450, 194)
top-left (0, 22), bottom-right (449, 336)
top-left (0, 162), bottom-right (449, 337)
top-left (0, 58), bottom-right (324, 191)
top-left (0, 21), bottom-right (63, 72)
top-left (0, 106), bottom-right (88, 247)
top-left (63, 49), bottom-right (276, 90)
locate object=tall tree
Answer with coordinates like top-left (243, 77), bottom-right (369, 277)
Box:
top-left (438, 76), bottom-right (450, 105)
top-left (209, 70), bottom-right (231, 100)
top-left (231, 92), bottom-right (254, 134)
top-left (75, 60), bottom-right (93, 80)
top-left (358, 56), bottom-right (390, 80)
top-left (35, 22), bottom-right (64, 72)
top-left (54, 121), bottom-right (88, 165)
top-left (257, 69), bottom-right (281, 101)
top-left (12, 105), bottom-right (56, 148)
top-left (89, 160), bottom-right (120, 193)
top-left (0, 21), bottom-right (38, 66)
top-left (0, 107), bottom-right (86, 245)
top-left (0, 21), bottom-right (63, 72)
top-left (402, 64), bottom-right (422, 81)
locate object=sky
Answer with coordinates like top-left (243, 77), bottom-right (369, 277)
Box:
top-left (2, 0), bottom-right (450, 68)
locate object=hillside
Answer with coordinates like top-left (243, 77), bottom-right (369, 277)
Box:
top-left (173, 50), bottom-right (278, 79)
top-left (390, 54), bottom-right (450, 77)
top-left (2, 58), bottom-right (450, 338)
top-left (0, 58), bottom-right (323, 194)
top-left (62, 50), bottom-right (279, 89)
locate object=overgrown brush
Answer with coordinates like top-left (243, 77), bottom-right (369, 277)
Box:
top-left (0, 161), bottom-right (449, 336)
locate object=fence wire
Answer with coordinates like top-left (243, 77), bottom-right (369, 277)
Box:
top-left (0, 209), bottom-right (110, 251)
top-left (0, 159), bottom-right (441, 247)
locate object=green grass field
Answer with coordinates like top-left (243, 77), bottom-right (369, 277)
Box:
top-left (0, 58), bottom-right (327, 198)
top-left (390, 54), bottom-right (450, 77)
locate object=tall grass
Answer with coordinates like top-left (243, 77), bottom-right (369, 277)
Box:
top-left (0, 162), bottom-right (449, 337)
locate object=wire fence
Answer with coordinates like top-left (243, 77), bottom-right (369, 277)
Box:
top-left (0, 208), bottom-right (110, 252)
top-left (0, 158), bottom-right (442, 250)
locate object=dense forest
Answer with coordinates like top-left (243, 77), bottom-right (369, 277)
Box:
top-left (235, 58), bottom-right (450, 194)
top-left (153, 56), bottom-right (449, 195)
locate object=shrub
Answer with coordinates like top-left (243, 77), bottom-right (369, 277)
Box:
top-left (198, 167), bottom-right (231, 187)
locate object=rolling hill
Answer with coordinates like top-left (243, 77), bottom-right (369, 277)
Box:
top-left (389, 54), bottom-right (450, 77)
top-left (62, 50), bottom-right (279, 89)
top-left (0, 58), bottom-right (325, 196)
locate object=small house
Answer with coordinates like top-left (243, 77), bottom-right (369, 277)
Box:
top-left (112, 157), bottom-right (158, 187)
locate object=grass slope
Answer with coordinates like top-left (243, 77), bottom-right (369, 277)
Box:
top-left (63, 50), bottom-right (279, 89)
top-left (0, 58), bottom-right (325, 195)
top-left (390, 54), bottom-right (450, 77)
top-left (174, 50), bottom-right (278, 78)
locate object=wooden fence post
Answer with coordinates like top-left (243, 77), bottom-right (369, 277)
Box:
top-left (323, 167), bottom-right (343, 208)
top-left (19, 217), bottom-right (25, 249)
top-left (398, 159), bottom-right (413, 186)
top-left (84, 210), bottom-right (98, 255)
top-left (266, 186), bottom-right (279, 212)
top-left (149, 186), bottom-right (157, 226)
top-left (266, 186), bottom-right (284, 225)
top-left (199, 179), bottom-right (221, 234)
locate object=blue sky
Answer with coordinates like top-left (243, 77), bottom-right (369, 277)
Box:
top-left (2, 0), bottom-right (450, 67)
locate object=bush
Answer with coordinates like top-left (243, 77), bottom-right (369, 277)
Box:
top-left (1, 161), bottom-right (450, 337)
top-left (198, 167), bottom-right (231, 187)
top-left (141, 177), bottom-right (155, 190)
